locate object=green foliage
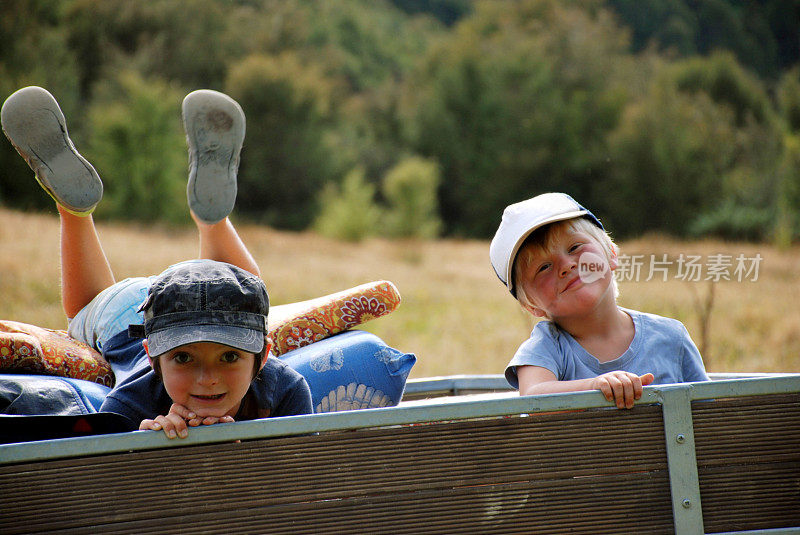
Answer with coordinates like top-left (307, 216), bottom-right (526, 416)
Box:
top-left (226, 53), bottom-right (343, 229)
top-left (86, 72), bottom-right (187, 224)
top-left (65, 0), bottom-right (237, 94)
top-left (313, 168), bottom-right (383, 242)
top-left (608, 0), bottom-right (799, 79)
top-left (1, 0), bottom-right (799, 244)
top-left (777, 68), bottom-right (800, 133)
top-left (239, 0), bottom-right (443, 92)
top-left (688, 200), bottom-right (774, 242)
top-left (382, 156), bottom-right (442, 238)
top-left (670, 52), bottom-right (776, 127)
top-left (606, 0), bottom-right (697, 56)
top-left (301, 1), bottom-right (438, 92)
top-left (604, 51), bottom-right (790, 240)
top-left (605, 84), bottom-right (737, 237)
top-left (389, 0), bottom-right (473, 26)
top-left (408, 0), bottom-right (632, 236)
top-left (0, 0), bottom-right (81, 210)
top-left (774, 133), bottom-right (800, 248)
top-left (229, 0), bottom-right (446, 197)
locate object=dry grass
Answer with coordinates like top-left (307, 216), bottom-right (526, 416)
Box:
top-left (2, 208), bottom-right (798, 379)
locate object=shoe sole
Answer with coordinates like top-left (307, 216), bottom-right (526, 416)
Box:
top-left (1, 86), bottom-right (102, 215)
top-left (182, 90), bottom-right (245, 224)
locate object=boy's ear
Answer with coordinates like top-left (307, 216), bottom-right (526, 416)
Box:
top-left (521, 302), bottom-right (548, 319)
top-left (259, 337), bottom-right (273, 370)
top-left (608, 246), bottom-right (619, 271)
top-left (142, 339), bottom-right (155, 366)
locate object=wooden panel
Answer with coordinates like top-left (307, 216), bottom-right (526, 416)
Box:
top-left (0, 405), bottom-right (673, 534)
top-left (693, 394), bottom-right (800, 533)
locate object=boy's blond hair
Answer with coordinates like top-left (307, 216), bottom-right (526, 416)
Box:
top-left (513, 217), bottom-right (619, 312)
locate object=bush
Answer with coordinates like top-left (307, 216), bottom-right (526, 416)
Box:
top-left (381, 156), bottom-right (442, 239)
top-left (313, 168), bottom-right (383, 242)
top-left (86, 72), bottom-right (187, 224)
top-left (689, 200), bottom-right (774, 242)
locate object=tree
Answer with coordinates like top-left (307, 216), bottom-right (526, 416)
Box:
top-left (313, 167), bottom-right (383, 241)
top-left (389, 0), bottom-right (473, 26)
top-left (247, 0), bottom-right (443, 93)
top-left (673, 54), bottom-right (785, 240)
top-left (670, 52), bottom-right (777, 127)
top-left (607, 0), bottom-right (798, 79)
top-left (86, 72), bottom-right (187, 223)
top-left (774, 134), bottom-right (800, 247)
top-left (0, 0), bottom-right (81, 211)
top-left (65, 0), bottom-right (238, 95)
top-left (225, 53), bottom-right (343, 229)
top-left (382, 156), bottom-right (442, 238)
top-left (407, 0), bottom-right (633, 237)
top-left (602, 50), bottom-right (793, 240)
top-left (778, 68), bottom-right (800, 134)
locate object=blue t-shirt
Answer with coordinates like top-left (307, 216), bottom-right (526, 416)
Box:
top-left (505, 308), bottom-right (709, 389)
top-left (99, 330), bottom-right (313, 428)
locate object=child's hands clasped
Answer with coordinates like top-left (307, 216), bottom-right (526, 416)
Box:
top-left (591, 371), bottom-right (655, 409)
top-left (139, 403), bottom-right (235, 439)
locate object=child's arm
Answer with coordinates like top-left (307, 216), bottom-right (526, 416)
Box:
top-left (139, 404), bottom-right (235, 439)
top-left (517, 365), bottom-right (655, 409)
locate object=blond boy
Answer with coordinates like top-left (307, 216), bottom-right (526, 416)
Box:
top-left (490, 193), bottom-right (708, 408)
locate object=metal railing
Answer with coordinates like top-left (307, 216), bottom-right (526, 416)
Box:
top-left (1, 373), bottom-right (798, 534)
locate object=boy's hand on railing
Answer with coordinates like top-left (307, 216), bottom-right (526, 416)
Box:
top-left (169, 403), bottom-right (235, 428)
top-left (139, 403), bottom-right (235, 439)
top-left (139, 409), bottom-right (190, 439)
top-left (591, 371), bottom-right (655, 409)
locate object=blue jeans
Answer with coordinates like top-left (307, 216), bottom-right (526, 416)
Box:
top-left (67, 260), bottom-right (204, 351)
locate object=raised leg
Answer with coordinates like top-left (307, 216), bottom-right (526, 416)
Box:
top-left (2, 86), bottom-right (112, 317)
top-left (58, 205), bottom-right (115, 317)
top-left (192, 211), bottom-right (260, 277)
top-left (182, 89), bottom-right (259, 276)
top-left (182, 89), bottom-right (244, 225)
top-left (1, 86), bottom-right (103, 215)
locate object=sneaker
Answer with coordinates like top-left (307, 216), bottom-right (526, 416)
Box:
top-left (182, 89), bottom-right (245, 224)
top-left (1, 86), bottom-right (102, 215)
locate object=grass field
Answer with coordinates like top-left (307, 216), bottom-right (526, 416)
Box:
top-left (2, 207), bottom-right (798, 379)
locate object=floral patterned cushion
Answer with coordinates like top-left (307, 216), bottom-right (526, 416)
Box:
top-left (0, 280), bottom-right (401, 386)
top-left (0, 321), bottom-right (114, 386)
top-left (268, 280), bottom-right (402, 356)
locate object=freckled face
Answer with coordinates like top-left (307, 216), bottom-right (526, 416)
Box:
top-left (156, 342), bottom-right (256, 418)
top-left (517, 229), bottom-right (615, 321)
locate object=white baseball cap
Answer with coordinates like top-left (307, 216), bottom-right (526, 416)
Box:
top-left (489, 192), bottom-right (603, 296)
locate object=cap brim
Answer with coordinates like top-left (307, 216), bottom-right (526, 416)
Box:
top-left (146, 324), bottom-right (265, 356)
top-left (504, 209), bottom-right (591, 295)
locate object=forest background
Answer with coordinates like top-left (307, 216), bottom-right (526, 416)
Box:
top-left (2, 0), bottom-right (799, 377)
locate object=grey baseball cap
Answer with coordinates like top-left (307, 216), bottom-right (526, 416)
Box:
top-left (490, 192), bottom-right (603, 296)
top-left (130, 260), bottom-right (269, 356)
